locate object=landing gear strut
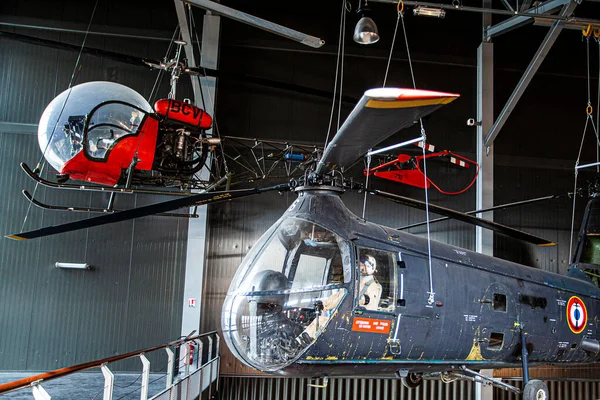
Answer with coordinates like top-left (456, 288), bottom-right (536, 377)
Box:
top-left (520, 328), bottom-right (549, 400)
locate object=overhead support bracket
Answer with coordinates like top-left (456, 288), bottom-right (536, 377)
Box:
top-left (485, 0), bottom-right (570, 39)
top-left (483, 0), bottom-right (578, 149)
top-left (182, 0), bottom-right (325, 48)
top-left (174, 1), bottom-right (203, 103)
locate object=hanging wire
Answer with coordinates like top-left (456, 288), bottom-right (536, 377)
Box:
top-left (597, 37), bottom-right (600, 172)
top-left (324, 0), bottom-right (348, 149)
top-left (569, 117), bottom-right (590, 263)
top-left (362, 153), bottom-right (372, 219)
top-left (20, 0), bottom-right (99, 233)
top-left (148, 25), bottom-right (180, 104)
top-left (568, 32), bottom-right (600, 263)
top-left (399, 6), bottom-right (435, 304)
top-left (336, 5), bottom-right (347, 132)
top-left (383, 1), bottom-right (404, 87)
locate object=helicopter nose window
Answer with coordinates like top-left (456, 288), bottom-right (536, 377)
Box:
top-left (85, 102), bottom-right (148, 160)
top-left (222, 217), bottom-right (351, 371)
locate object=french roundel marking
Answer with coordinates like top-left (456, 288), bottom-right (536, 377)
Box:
top-left (566, 296), bottom-right (587, 334)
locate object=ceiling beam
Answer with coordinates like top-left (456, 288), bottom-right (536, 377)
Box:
top-left (174, 1), bottom-right (202, 104)
top-left (485, 0), bottom-right (571, 39)
top-left (183, 0), bottom-right (324, 48)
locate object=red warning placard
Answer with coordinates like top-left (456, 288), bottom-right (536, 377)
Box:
top-left (352, 317), bottom-right (391, 334)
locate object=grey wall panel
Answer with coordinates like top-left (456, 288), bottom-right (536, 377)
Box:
top-left (0, 0), bottom-right (194, 372)
top-left (0, 37), bottom-right (62, 123)
top-left (0, 133), bottom-right (44, 370)
top-left (0, 130), bottom-right (189, 371)
top-left (219, 376), bottom-right (474, 400)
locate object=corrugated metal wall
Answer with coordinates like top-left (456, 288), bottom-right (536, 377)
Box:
top-left (219, 377), bottom-right (474, 400)
top-left (0, 0), bottom-right (195, 371)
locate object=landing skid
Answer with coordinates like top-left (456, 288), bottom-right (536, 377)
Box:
top-left (21, 163), bottom-right (195, 197)
top-left (22, 190), bottom-right (199, 218)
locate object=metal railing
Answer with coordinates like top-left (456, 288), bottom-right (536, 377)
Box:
top-left (0, 331), bottom-right (220, 400)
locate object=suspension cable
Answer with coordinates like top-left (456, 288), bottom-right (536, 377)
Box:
top-left (399, 5), bottom-right (434, 304)
top-left (148, 25), bottom-right (180, 104)
top-left (383, 1), bottom-right (404, 87)
top-left (337, 3), bottom-right (347, 132)
top-left (363, 153), bottom-right (372, 219)
top-left (569, 30), bottom-right (599, 262)
top-left (324, 0), bottom-right (348, 149)
top-left (21, 0), bottom-right (99, 233)
top-left (597, 37), bottom-right (600, 171)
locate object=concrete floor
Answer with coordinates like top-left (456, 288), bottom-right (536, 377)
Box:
top-left (0, 372), bottom-right (168, 399)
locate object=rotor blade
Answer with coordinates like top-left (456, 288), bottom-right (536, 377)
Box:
top-left (397, 195), bottom-right (559, 230)
top-left (316, 88), bottom-right (460, 174)
top-left (187, 67), bottom-right (358, 104)
top-left (372, 190), bottom-right (556, 246)
top-left (6, 183), bottom-right (289, 241)
top-left (0, 31), bottom-right (161, 70)
top-left (0, 31), bottom-right (349, 103)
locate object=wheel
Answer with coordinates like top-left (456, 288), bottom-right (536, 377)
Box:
top-left (401, 373), bottom-right (423, 389)
top-left (523, 379), bottom-right (549, 400)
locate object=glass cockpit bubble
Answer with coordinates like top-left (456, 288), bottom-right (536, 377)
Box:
top-left (37, 81), bottom-right (153, 172)
top-left (222, 217), bottom-right (351, 371)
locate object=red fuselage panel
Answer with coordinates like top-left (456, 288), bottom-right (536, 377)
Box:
top-left (154, 99), bottom-right (212, 129)
top-left (61, 116), bottom-right (159, 186)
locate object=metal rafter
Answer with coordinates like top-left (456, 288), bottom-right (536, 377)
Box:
top-left (183, 0), bottom-right (325, 48)
top-left (370, 0), bottom-right (598, 25)
top-left (174, 1), bottom-right (203, 103)
top-left (485, 0), bottom-right (570, 39)
top-left (484, 0), bottom-right (578, 148)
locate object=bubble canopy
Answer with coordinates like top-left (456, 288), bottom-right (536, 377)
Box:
top-left (37, 81), bottom-right (153, 172)
top-left (222, 217), bottom-right (352, 371)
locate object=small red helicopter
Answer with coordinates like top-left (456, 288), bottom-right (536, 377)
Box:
top-left (35, 80), bottom-right (216, 189)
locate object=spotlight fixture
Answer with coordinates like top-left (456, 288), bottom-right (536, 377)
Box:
top-left (353, 1), bottom-right (380, 45)
top-left (55, 262), bottom-right (90, 270)
top-left (413, 6), bottom-right (446, 18)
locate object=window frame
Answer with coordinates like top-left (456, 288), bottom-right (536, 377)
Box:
top-left (354, 246), bottom-right (398, 314)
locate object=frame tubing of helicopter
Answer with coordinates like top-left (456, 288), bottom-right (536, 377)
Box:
top-left (575, 160), bottom-right (600, 170)
top-left (366, 136), bottom-right (423, 157)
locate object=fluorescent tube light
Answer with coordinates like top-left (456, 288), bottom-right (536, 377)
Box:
top-left (413, 6), bottom-right (446, 18)
top-left (55, 262), bottom-right (89, 270)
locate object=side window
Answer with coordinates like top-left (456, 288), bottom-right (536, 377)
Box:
top-left (356, 247), bottom-right (396, 313)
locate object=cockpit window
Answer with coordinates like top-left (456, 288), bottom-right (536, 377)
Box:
top-left (85, 102), bottom-right (147, 160)
top-left (223, 217), bottom-right (351, 371)
top-left (232, 217), bottom-right (350, 292)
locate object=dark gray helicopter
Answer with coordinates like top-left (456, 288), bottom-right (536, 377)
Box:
top-left (7, 87), bottom-right (600, 400)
